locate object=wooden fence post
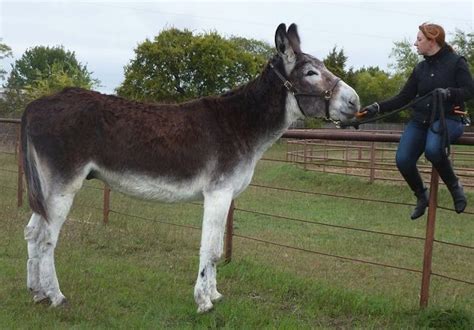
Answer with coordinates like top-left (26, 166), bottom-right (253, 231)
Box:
top-left (420, 166), bottom-right (439, 308)
top-left (344, 144), bottom-right (348, 174)
top-left (303, 140), bottom-right (308, 170)
top-left (323, 141), bottom-right (328, 173)
top-left (103, 184), bottom-right (110, 224)
top-left (369, 142), bottom-right (376, 183)
top-left (224, 200), bottom-right (235, 263)
top-left (15, 125), bottom-right (23, 207)
top-left (17, 126), bottom-right (23, 208)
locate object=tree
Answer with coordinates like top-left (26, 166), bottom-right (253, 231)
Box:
top-left (116, 28), bottom-right (272, 103)
top-left (229, 36), bottom-right (274, 60)
top-left (6, 46), bottom-right (96, 89)
top-left (24, 62), bottom-right (98, 100)
top-left (0, 40), bottom-right (12, 81)
top-left (323, 46), bottom-right (348, 80)
top-left (450, 29), bottom-right (474, 69)
top-left (1, 45), bottom-right (99, 116)
top-left (450, 29), bottom-right (474, 112)
top-left (388, 38), bottom-right (420, 79)
top-left (352, 67), bottom-right (407, 122)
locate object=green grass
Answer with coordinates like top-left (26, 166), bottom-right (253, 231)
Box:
top-left (0, 142), bottom-right (473, 328)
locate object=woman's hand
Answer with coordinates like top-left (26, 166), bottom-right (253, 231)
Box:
top-left (434, 88), bottom-right (451, 100)
top-left (356, 102), bottom-right (380, 119)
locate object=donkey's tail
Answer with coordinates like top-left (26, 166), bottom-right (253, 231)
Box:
top-left (21, 112), bottom-right (48, 221)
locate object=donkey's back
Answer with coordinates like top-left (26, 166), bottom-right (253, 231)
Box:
top-left (24, 87), bottom-right (219, 176)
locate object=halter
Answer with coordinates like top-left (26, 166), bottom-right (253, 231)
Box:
top-left (269, 62), bottom-right (341, 125)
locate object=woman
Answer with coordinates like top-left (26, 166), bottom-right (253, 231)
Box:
top-left (360, 23), bottom-right (474, 219)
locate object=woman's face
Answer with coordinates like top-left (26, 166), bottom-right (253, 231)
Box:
top-left (414, 31), bottom-right (436, 55)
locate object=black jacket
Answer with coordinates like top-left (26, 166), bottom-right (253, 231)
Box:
top-left (379, 45), bottom-right (474, 123)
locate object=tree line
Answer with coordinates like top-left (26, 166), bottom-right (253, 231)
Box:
top-left (0, 28), bottom-right (472, 123)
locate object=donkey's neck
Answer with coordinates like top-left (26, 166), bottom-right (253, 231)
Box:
top-left (216, 61), bottom-right (301, 154)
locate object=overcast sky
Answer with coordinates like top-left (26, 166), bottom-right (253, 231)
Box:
top-left (1, 0), bottom-right (472, 94)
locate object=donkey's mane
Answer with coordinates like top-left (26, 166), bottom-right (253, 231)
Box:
top-left (53, 56), bottom-right (278, 116)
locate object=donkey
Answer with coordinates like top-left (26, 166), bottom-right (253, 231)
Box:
top-left (21, 23), bottom-right (360, 313)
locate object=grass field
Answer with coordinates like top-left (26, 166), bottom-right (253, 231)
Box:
top-left (0, 141), bottom-right (473, 328)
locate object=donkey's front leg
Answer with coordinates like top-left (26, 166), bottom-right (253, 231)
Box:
top-left (194, 188), bottom-right (233, 313)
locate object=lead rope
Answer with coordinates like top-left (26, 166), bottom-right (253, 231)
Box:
top-left (341, 91), bottom-right (435, 129)
top-left (429, 90), bottom-right (451, 157)
top-left (347, 90), bottom-right (451, 156)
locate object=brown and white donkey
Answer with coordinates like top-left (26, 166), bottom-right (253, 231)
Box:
top-left (21, 23), bottom-right (360, 313)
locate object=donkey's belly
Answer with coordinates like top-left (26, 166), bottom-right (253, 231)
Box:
top-left (90, 157), bottom-right (258, 203)
top-left (95, 169), bottom-right (208, 202)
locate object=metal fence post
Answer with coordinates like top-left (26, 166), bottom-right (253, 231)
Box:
top-left (420, 166), bottom-right (439, 308)
top-left (103, 184), bottom-right (110, 224)
top-left (225, 200), bottom-right (235, 263)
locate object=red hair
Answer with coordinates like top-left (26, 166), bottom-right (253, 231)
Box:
top-left (419, 22), bottom-right (446, 47)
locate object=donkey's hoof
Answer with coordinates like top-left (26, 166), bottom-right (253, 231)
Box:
top-left (197, 301), bottom-right (214, 314)
top-left (33, 294), bottom-right (50, 305)
top-left (50, 295), bottom-right (68, 308)
top-left (211, 291), bottom-right (223, 302)
top-left (31, 289), bottom-right (48, 303)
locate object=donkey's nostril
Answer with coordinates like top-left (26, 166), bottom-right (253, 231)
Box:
top-left (348, 94), bottom-right (361, 111)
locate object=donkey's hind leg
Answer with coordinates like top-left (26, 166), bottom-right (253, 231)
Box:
top-left (25, 188), bottom-right (77, 307)
top-left (24, 213), bottom-right (48, 303)
top-left (40, 192), bottom-right (76, 307)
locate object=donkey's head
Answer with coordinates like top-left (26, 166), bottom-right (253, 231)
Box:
top-left (273, 23), bottom-right (360, 126)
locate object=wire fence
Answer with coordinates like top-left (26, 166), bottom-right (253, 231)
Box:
top-left (286, 132), bottom-right (474, 187)
top-left (1, 119), bottom-right (473, 308)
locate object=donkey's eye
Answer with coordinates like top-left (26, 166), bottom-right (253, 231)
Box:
top-left (306, 70), bottom-right (318, 76)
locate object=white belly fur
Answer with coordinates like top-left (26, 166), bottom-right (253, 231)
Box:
top-left (91, 161), bottom-right (256, 203)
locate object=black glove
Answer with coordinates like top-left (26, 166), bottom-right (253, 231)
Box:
top-left (434, 88), bottom-right (451, 101)
top-left (357, 102), bottom-right (380, 119)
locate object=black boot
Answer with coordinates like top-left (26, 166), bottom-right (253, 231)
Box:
top-left (447, 181), bottom-right (467, 214)
top-left (433, 158), bottom-right (467, 214)
top-left (411, 188), bottom-right (429, 220)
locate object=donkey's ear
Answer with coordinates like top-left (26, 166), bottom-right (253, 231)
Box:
top-left (275, 23), bottom-right (296, 64)
top-left (287, 23), bottom-right (301, 54)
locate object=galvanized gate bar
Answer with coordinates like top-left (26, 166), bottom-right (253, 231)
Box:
top-left (282, 129), bottom-right (474, 145)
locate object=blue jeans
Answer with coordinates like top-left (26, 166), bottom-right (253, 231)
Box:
top-left (396, 119), bottom-right (464, 194)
